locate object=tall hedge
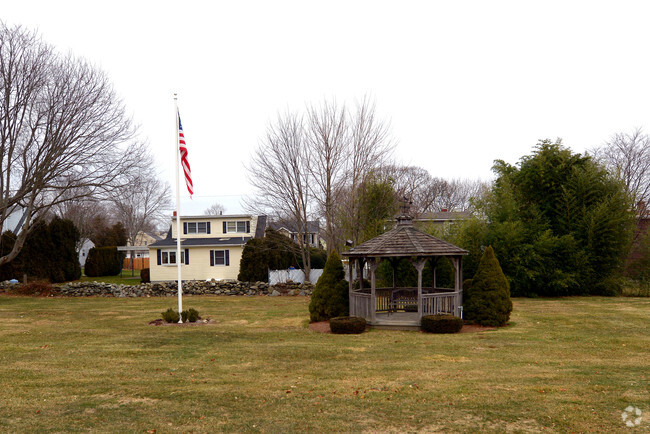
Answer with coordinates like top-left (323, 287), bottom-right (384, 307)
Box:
top-left (237, 238), bottom-right (269, 282)
top-left (309, 250), bottom-right (349, 322)
top-left (85, 246), bottom-right (122, 277)
top-left (0, 217), bottom-right (80, 283)
top-left (464, 246), bottom-right (512, 326)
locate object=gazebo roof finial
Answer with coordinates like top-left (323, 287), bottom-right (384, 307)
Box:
top-left (397, 196), bottom-right (414, 226)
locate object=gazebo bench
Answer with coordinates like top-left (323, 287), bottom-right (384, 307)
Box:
top-left (389, 288), bottom-right (418, 313)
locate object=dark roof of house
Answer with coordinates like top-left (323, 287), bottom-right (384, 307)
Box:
top-left (268, 220), bottom-right (319, 234)
top-left (343, 216), bottom-right (468, 258)
top-left (149, 236), bottom-right (252, 248)
top-left (255, 215), bottom-right (267, 238)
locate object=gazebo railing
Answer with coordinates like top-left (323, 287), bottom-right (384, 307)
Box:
top-left (422, 291), bottom-right (461, 316)
top-left (353, 287), bottom-right (462, 319)
top-left (350, 291), bottom-right (372, 319)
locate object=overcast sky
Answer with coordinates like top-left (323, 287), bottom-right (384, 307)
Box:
top-left (5, 1), bottom-right (650, 215)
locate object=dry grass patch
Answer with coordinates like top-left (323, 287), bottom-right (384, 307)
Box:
top-left (0, 296), bottom-right (648, 432)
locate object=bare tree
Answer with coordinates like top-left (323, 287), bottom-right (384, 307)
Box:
top-left (52, 194), bottom-right (109, 253)
top-left (312, 97), bottom-right (394, 252)
top-left (0, 23), bottom-right (144, 266)
top-left (204, 202), bottom-right (226, 215)
top-left (110, 169), bottom-right (172, 247)
top-left (246, 112), bottom-right (313, 281)
top-left (434, 178), bottom-right (487, 212)
top-left (305, 100), bottom-right (348, 254)
top-left (592, 128), bottom-right (650, 208)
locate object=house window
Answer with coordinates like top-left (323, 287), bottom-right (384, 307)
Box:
top-left (224, 221), bottom-right (250, 233)
top-left (161, 249), bottom-right (185, 265)
top-left (210, 249), bottom-right (230, 266)
top-left (186, 221), bottom-right (209, 234)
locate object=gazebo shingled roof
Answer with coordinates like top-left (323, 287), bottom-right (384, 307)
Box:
top-left (343, 216), bottom-right (468, 258)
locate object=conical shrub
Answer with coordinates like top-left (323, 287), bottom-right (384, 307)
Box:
top-left (464, 246), bottom-right (512, 326)
top-left (309, 250), bottom-right (349, 322)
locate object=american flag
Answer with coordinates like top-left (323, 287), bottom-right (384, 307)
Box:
top-left (178, 113), bottom-right (193, 197)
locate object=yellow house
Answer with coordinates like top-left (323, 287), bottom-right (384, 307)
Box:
top-left (148, 214), bottom-right (267, 282)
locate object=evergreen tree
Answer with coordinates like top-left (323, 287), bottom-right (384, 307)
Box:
top-left (464, 246), bottom-right (512, 326)
top-left (237, 238), bottom-right (269, 282)
top-left (309, 250), bottom-right (349, 322)
top-left (49, 217), bottom-right (81, 282)
top-left (485, 140), bottom-right (634, 296)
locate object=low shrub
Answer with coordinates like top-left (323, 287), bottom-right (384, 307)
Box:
top-left (404, 304), bottom-right (418, 312)
top-left (421, 314), bottom-right (463, 334)
top-left (85, 247), bottom-right (122, 277)
top-left (182, 308), bottom-right (200, 323)
top-left (140, 268), bottom-right (150, 283)
top-left (15, 281), bottom-right (55, 296)
top-left (329, 316), bottom-right (366, 334)
top-left (161, 307), bottom-right (200, 323)
top-left (161, 308), bottom-right (180, 323)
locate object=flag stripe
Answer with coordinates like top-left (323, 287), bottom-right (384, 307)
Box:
top-left (178, 113), bottom-right (193, 197)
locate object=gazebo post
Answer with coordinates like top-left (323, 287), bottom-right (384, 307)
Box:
top-left (413, 257), bottom-right (426, 321)
top-left (369, 258), bottom-right (379, 324)
top-left (348, 259), bottom-right (354, 315)
top-left (455, 256), bottom-right (463, 316)
top-left (451, 256), bottom-right (462, 317)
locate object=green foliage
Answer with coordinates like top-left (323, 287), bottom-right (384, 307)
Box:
top-left (0, 218), bottom-right (81, 283)
top-left (304, 247), bottom-right (327, 269)
top-left (162, 307), bottom-right (200, 323)
top-left (338, 171), bottom-right (398, 248)
top-left (358, 172), bottom-right (398, 243)
top-left (161, 308), bottom-right (180, 323)
top-left (140, 268), bottom-right (150, 283)
top-left (92, 221), bottom-right (127, 247)
top-left (464, 246), bottom-right (512, 326)
top-left (482, 140), bottom-right (635, 296)
top-left (309, 250), bottom-right (349, 322)
top-left (624, 229), bottom-right (650, 282)
top-left (182, 308), bottom-right (200, 323)
top-left (265, 229), bottom-right (300, 270)
top-left (85, 246), bottom-right (122, 277)
top-left (0, 231), bottom-right (22, 280)
top-left (48, 217), bottom-right (82, 282)
top-left (237, 238), bottom-right (269, 282)
top-left (421, 314), bottom-right (464, 333)
top-left (238, 229), bottom-right (305, 282)
top-left (329, 316), bottom-right (367, 334)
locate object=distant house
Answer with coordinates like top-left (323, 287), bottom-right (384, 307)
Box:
top-left (414, 210), bottom-right (470, 226)
top-left (268, 220), bottom-right (321, 248)
top-left (78, 239), bottom-right (95, 267)
top-left (148, 214), bottom-right (267, 282)
top-left (133, 230), bottom-right (167, 248)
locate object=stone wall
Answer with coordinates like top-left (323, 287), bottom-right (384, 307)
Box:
top-left (0, 279), bottom-right (313, 298)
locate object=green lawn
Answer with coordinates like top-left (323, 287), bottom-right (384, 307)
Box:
top-left (0, 296), bottom-right (648, 432)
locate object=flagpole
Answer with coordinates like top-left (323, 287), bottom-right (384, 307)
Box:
top-left (174, 94), bottom-right (183, 323)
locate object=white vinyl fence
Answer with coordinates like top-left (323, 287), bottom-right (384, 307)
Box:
top-left (269, 269), bottom-right (323, 285)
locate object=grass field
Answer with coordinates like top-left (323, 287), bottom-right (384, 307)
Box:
top-left (0, 296), bottom-right (648, 432)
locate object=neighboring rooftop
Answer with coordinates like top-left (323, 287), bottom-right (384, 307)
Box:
top-left (268, 220), bottom-right (320, 234)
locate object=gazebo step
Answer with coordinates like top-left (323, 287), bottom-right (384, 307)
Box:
top-left (369, 321), bottom-right (421, 331)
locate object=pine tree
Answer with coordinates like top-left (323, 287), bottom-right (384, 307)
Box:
top-left (464, 246), bottom-right (512, 326)
top-left (309, 250), bottom-right (348, 322)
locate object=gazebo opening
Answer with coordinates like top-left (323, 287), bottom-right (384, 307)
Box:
top-left (342, 214), bottom-right (468, 330)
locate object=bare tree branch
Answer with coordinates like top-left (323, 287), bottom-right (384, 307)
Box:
top-left (245, 111), bottom-right (313, 281)
top-left (0, 22), bottom-right (142, 266)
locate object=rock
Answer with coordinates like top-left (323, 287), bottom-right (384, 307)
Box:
top-left (270, 289), bottom-right (281, 297)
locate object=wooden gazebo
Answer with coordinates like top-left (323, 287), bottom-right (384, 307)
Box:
top-left (342, 214), bottom-right (468, 329)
